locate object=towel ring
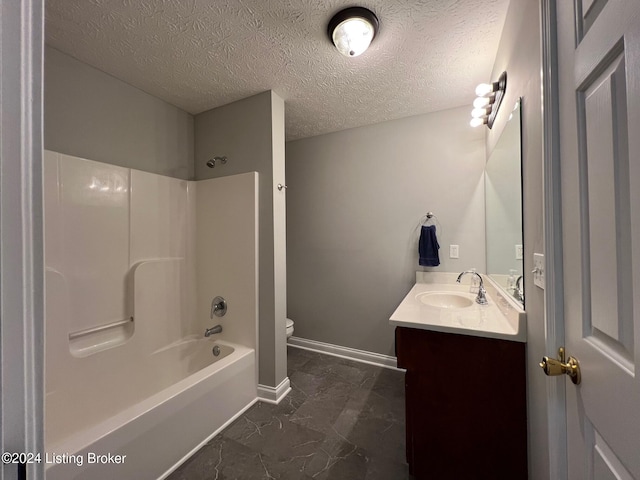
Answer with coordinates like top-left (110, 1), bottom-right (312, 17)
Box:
top-left (418, 211), bottom-right (443, 237)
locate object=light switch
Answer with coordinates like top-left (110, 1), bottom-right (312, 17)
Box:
top-left (515, 244), bottom-right (523, 260)
top-left (449, 245), bottom-right (459, 259)
top-left (533, 253), bottom-right (545, 289)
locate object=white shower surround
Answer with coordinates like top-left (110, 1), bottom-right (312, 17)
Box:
top-left (44, 151), bottom-right (259, 479)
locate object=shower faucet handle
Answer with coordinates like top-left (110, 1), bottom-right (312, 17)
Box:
top-left (211, 296), bottom-right (227, 318)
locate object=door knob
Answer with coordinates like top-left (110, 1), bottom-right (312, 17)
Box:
top-left (540, 347), bottom-right (581, 385)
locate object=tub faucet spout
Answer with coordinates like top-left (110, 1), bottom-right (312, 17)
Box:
top-left (204, 325), bottom-right (222, 337)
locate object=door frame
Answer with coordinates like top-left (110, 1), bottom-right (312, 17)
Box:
top-left (540, 1), bottom-right (568, 478)
top-left (0, 1), bottom-right (45, 479)
top-left (0, 3), bottom-right (573, 480)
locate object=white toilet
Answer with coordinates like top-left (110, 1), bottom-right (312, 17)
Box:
top-left (286, 318), bottom-right (294, 339)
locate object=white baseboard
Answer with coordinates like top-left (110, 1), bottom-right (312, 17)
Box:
top-left (257, 377), bottom-right (291, 404)
top-left (287, 336), bottom-right (400, 370)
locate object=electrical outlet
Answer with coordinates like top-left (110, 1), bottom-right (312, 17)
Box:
top-left (533, 253), bottom-right (545, 289)
top-left (515, 244), bottom-right (523, 260)
top-left (449, 245), bottom-right (459, 259)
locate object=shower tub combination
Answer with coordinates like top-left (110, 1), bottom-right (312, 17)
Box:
top-left (46, 338), bottom-right (255, 480)
top-left (44, 151), bottom-right (259, 479)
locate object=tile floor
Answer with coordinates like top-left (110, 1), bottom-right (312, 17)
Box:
top-left (168, 346), bottom-right (409, 479)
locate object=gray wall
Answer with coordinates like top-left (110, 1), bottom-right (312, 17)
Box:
top-left (286, 106), bottom-right (486, 356)
top-left (44, 46), bottom-right (194, 179)
top-left (486, 1), bottom-right (548, 478)
top-left (195, 91), bottom-right (287, 389)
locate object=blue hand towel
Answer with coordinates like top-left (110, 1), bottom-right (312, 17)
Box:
top-left (419, 225), bottom-right (440, 266)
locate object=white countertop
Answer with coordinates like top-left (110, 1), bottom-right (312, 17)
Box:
top-left (389, 275), bottom-right (527, 342)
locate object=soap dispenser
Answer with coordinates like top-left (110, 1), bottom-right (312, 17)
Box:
top-left (469, 268), bottom-right (480, 293)
top-left (507, 269), bottom-right (518, 293)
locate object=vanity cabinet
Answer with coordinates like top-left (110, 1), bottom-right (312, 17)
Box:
top-left (396, 326), bottom-right (527, 479)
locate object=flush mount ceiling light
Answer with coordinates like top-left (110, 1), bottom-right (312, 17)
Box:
top-left (470, 71), bottom-right (507, 128)
top-left (328, 7), bottom-right (379, 58)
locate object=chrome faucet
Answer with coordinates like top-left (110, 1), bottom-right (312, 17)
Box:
top-left (204, 324), bottom-right (222, 337)
top-left (456, 270), bottom-right (488, 305)
top-left (514, 275), bottom-right (524, 302)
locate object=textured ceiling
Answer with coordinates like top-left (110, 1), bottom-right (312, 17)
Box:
top-left (45, 0), bottom-right (509, 141)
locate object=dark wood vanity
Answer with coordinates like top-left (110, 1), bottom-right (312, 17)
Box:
top-left (396, 326), bottom-right (528, 479)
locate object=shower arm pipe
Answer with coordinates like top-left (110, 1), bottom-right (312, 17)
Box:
top-left (68, 317), bottom-right (134, 340)
top-left (206, 156), bottom-right (228, 168)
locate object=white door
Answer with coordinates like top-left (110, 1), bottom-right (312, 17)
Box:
top-left (556, 0), bottom-right (640, 478)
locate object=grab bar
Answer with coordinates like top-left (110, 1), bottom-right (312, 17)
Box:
top-left (68, 317), bottom-right (134, 340)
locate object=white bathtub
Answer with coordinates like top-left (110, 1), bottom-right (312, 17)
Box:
top-left (45, 338), bottom-right (257, 480)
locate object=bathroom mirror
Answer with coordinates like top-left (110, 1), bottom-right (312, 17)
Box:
top-left (485, 98), bottom-right (524, 305)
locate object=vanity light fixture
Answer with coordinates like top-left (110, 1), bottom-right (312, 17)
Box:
top-left (470, 71), bottom-right (507, 128)
top-left (328, 7), bottom-right (379, 57)
top-left (473, 96), bottom-right (491, 108)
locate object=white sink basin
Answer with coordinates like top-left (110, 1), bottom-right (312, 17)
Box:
top-left (416, 291), bottom-right (474, 309)
top-left (389, 277), bottom-right (527, 342)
